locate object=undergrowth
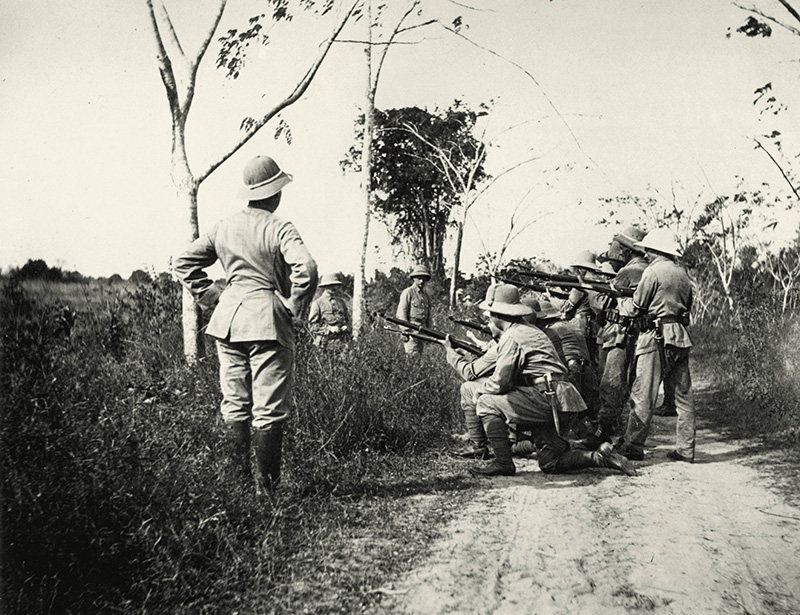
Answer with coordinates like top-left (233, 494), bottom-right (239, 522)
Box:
top-left (1, 278), bottom-right (472, 614)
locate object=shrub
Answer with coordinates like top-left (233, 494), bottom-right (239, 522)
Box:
top-left (1, 278), bottom-right (465, 613)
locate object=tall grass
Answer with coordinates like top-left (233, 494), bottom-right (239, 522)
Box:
top-left (692, 301), bottom-right (800, 441)
top-left (1, 278), bottom-right (467, 613)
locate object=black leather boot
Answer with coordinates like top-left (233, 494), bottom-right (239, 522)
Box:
top-left (253, 425), bottom-right (283, 493)
top-left (471, 415), bottom-right (516, 476)
top-left (553, 449), bottom-right (605, 473)
top-left (225, 420), bottom-right (251, 479)
top-left (598, 442), bottom-right (637, 475)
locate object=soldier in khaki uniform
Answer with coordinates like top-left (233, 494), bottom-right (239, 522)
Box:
top-left (526, 299), bottom-right (599, 437)
top-left (585, 227), bottom-right (648, 447)
top-left (560, 250), bottom-right (604, 365)
top-left (616, 228), bottom-right (696, 463)
top-left (308, 273), bottom-right (351, 347)
top-left (396, 265), bottom-right (432, 355)
top-left (467, 284), bottom-right (636, 478)
top-left (174, 155), bottom-right (318, 492)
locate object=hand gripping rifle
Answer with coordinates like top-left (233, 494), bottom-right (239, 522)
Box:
top-left (447, 315), bottom-right (491, 336)
top-left (496, 276), bottom-right (571, 300)
top-left (378, 314), bottom-right (484, 356)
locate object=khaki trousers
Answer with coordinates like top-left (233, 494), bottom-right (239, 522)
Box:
top-left (216, 339), bottom-right (293, 430)
top-left (624, 346), bottom-right (696, 458)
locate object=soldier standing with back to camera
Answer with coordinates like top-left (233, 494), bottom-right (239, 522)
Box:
top-left (616, 228), bottom-right (696, 463)
top-left (396, 265), bottom-right (432, 355)
top-left (174, 155), bottom-right (318, 493)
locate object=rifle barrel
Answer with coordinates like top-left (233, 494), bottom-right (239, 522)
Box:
top-left (380, 314), bottom-right (484, 356)
top-left (545, 280), bottom-right (634, 298)
top-left (512, 269), bottom-right (580, 284)
top-left (448, 315), bottom-right (490, 335)
top-left (497, 276), bottom-right (570, 300)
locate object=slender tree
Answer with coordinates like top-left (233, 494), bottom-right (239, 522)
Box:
top-left (341, 0), bottom-right (442, 336)
top-left (145, 0), bottom-right (358, 361)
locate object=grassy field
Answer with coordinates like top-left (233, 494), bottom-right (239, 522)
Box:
top-left (3, 276), bottom-right (799, 613)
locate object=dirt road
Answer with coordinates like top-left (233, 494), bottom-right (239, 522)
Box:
top-left (376, 374), bottom-right (800, 615)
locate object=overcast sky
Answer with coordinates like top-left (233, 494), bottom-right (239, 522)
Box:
top-left (2, 0), bottom-right (798, 278)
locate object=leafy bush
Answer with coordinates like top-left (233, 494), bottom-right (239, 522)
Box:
top-left (1, 278), bottom-right (465, 613)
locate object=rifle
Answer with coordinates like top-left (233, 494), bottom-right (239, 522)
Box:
top-left (544, 280), bottom-right (634, 298)
top-left (378, 314), bottom-right (484, 356)
top-left (447, 315), bottom-right (491, 336)
top-left (497, 276), bottom-right (570, 300)
top-left (511, 268), bottom-right (616, 283)
top-left (383, 326), bottom-right (447, 347)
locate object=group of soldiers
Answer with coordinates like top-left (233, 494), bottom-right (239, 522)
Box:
top-left (174, 153), bottom-right (695, 494)
top-left (461, 228), bottom-right (692, 477)
top-left (392, 227), bottom-right (696, 479)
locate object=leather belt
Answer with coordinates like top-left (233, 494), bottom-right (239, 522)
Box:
top-left (604, 309), bottom-right (633, 326)
top-left (638, 314), bottom-right (690, 330)
top-left (518, 373), bottom-right (570, 387)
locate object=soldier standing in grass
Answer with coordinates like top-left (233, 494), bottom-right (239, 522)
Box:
top-left (308, 273), bottom-right (350, 347)
top-left (616, 228), bottom-right (696, 463)
top-left (396, 265), bottom-right (432, 355)
top-left (174, 155), bottom-right (318, 493)
top-left (466, 284), bottom-right (636, 478)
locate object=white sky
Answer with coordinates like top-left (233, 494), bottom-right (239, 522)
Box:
top-left (1, 0), bottom-right (799, 278)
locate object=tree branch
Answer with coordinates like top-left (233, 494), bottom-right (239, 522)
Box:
top-left (182, 0), bottom-right (228, 119)
top-left (732, 2), bottom-right (800, 37)
top-left (438, 23), bottom-right (611, 185)
top-left (754, 137), bottom-right (800, 199)
top-left (196, 0), bottom-right (359, 183)
top-left (145, 0), bottom-right (180, 122)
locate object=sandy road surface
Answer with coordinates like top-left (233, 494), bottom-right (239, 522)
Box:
top-left (375, 376), bottom-right (800, 615)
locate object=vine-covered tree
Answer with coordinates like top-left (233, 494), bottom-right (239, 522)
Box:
top-left (342, 103), bottom-right (486, 280)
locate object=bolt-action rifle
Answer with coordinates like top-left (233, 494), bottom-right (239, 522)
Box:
top-left (496, 276), bottom-right (571, 300)
top-left (447, 315), bottom-right (491, 336)
top-left (510, 268), bottom-right (616, 284)
top-left (378, 314), bottom-right (484, 356)
top-left (543, 280), bottom-right (634, 298)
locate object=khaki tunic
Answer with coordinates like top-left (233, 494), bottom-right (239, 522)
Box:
top-left (174, 206), bottom-right (318, 429)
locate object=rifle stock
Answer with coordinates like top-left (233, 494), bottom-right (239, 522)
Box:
top-left (379, 314), bottom-right (484, 356)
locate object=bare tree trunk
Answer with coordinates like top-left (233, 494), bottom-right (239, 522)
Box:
top-left (449, 221), bottom-right (464, 308)
top-left (352, 0), bottom-right (374, 339)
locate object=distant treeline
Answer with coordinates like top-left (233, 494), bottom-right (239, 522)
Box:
top-left (5, 258), bottom-right (163, 285)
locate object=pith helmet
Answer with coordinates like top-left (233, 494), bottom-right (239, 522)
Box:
top-left (240, 155), bottom-right (293, 200)
top-left (635, 228), bottom-right (681, 258)
top-left (599, 261), bottom-right (617, 275)
top-left (478, 284), bottom-right (534, 317)
top-left (613, 226), bottom-right (647, 251)
top-left (571, 250), bottom-right (601, 272)
top-left (410, 265), bottom-right (431, 279)
top-left (319, 273), bottom-right (342, 287)
top-left (532, 300), bottom-right (562, 321)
